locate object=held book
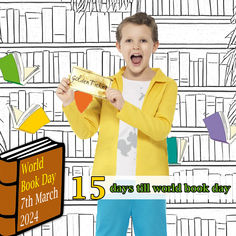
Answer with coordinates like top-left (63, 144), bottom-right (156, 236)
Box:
top-left (8, 104), bottom-right (50, 134)
top-left (203, 111), bottom-right (236, 143)
top-left (0, 52), bottom-right (40, 85)
top-left (0, 137), bottom-right (65, 236)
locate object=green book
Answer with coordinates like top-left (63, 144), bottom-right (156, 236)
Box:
top-left (0, 52), bottom-right (39, 85)
top-left (167, 137), bottom-right (178, 164)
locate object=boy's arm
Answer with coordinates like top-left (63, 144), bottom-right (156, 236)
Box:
top-left (117, 80), bottom-right (178, 142)
top-left (63, 97), bottom-right (102, 139)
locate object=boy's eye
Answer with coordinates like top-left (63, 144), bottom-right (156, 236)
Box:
top-left (125, 39), bottom-right (132, 42)
top-left (141, 39), bottom-right (147, 42)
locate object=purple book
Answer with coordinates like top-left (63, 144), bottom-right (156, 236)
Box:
top-left (203, 112), bottom-right (229, 143)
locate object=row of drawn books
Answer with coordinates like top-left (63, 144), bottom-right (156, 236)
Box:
top-left (0, 50), bottom-right (233, 86)
top-left (64, 165), bottom-right (92, 200)
top-left (169, 168), bottom-right (236, 204)
top-left (5, 126), bottom-right (235, 163)
top-left (0, 3), bottom-right (234, 45)
top-left (16, 213), bottom-right (236, 236)
top-left (7, 129), bottom-right (98, 158)
top-left (174, 134), bottom-right (236, 162)
top-left (0, 50), bottom-right (125, 84)
top-left (153, 51), bottom-right (233, 87)
top-left (173, 93), bottom-right (235, 127)
top-left (8, 90), bottom-right (66, 123)
top-left (17, 213), bottom-right (95, 236)
top-left (167, 214), bottom-right (236, 236)
top-left (0, 8), bottom-right (130, 43)
top-left (7, 90), bottom-right (236, 127)
top-left (138, 0), bottom-right (235, 16)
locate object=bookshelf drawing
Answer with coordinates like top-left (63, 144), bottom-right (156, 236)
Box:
top-left (0, 0), bottom-right (236, 235)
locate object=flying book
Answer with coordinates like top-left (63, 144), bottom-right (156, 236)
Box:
top-left (203, 111), bottom-right (236, 143)
top-left (167, 137), bottom-right (188, 164)
top-left (74, 90), bottom-right (93, 113)
top-left (8, 104), bottom-right (50, 134)
top-left (0, 52), bottom-right (40, 85)
top-left (0, 137), bottom-right (65, 236)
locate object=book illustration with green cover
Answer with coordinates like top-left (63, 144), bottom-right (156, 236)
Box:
top-left (0, 52), bottom-right (40, 85)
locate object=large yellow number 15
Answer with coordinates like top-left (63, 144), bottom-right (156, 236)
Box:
top-left (73, 176), bottom-right (105, 200)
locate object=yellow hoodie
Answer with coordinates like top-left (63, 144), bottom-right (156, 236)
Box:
top-left (63, 67), bottom-right (178, 176)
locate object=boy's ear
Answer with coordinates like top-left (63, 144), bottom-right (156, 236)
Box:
top-left (116, 41), bottom-right (121, 52)
top-left (152, 41), bottom-right (159, 53)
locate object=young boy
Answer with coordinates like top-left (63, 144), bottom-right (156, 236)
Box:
top-left (57, 12), bottom-right (177, 236)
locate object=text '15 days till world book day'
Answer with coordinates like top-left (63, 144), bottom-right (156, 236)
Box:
top-left (0, 137), bottom-right (65, 236)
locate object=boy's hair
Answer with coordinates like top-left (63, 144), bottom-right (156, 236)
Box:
top-left (116, 12), bottom-right (158, 43)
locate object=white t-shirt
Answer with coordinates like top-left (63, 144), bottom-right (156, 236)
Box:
top-left (116, 77), bottom-right (151, 176)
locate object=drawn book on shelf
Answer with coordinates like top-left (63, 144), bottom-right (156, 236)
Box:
top-left (8, 104), bottom-right (50, 134)
top-left (167, 137), bottom-right (188, 164)
top-left (0, 52), bottom-right (39, 85)
top-left (204, 111), bottom-right (236, 143)
top-left (0, 137), bottom-right (65, 236)
top-left (0, 131), bottom-right (7, 153)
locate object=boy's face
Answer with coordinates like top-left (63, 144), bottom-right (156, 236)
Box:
top-left (116, 23), bottom-right (159, 76)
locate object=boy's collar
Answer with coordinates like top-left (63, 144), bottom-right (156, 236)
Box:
top-left (112, 66), bottom-right (168, 83)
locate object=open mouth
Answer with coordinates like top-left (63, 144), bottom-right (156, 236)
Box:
top-left (130, 54), bottom-right (142, 65)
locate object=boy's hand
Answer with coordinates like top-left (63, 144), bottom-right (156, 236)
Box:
top-left (106, 88), bottom-right (125, 111)
top-left (56, 78), bottom-right (74, 107)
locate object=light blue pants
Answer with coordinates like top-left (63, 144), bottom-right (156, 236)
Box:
top-left (96, 199), bottom-right (167, 236)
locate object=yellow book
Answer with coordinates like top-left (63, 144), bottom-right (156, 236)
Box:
top-left (8, 104), bottom-right (50, 134)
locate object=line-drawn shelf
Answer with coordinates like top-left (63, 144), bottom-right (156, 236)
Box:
top-left (64, 201), bottom-right (236, 209)
top-left (0, 0), bottom-right (71, 2)
top-left (0, 43), bottom-right (229, 49)
top-left (0, 84), bottom-right (235, 92)
top-left (64, 157), bottom-right (236, 166)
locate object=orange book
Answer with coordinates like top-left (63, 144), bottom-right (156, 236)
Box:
top-left (74, 91), bottom-right (93, 113)
top-left (0, 137), bottom-right (65, 235)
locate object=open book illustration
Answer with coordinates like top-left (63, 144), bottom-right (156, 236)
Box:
top-left (0, 52), bottom-right (39, 85)
top-left (204, 95), bottom-right (236, 143)
top-left (8, 104), bottom-right (50, 134)
top-left (167, 137), bottom-right (188, 164)
top-left (203, 112), bottom-right (236, 143)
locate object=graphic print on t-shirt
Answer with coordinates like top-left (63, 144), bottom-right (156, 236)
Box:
top-left (117, 127), bottom-right (137, 157)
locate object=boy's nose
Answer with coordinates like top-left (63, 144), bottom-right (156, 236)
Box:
top-left (133, 42), bottom-right (140, 49)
